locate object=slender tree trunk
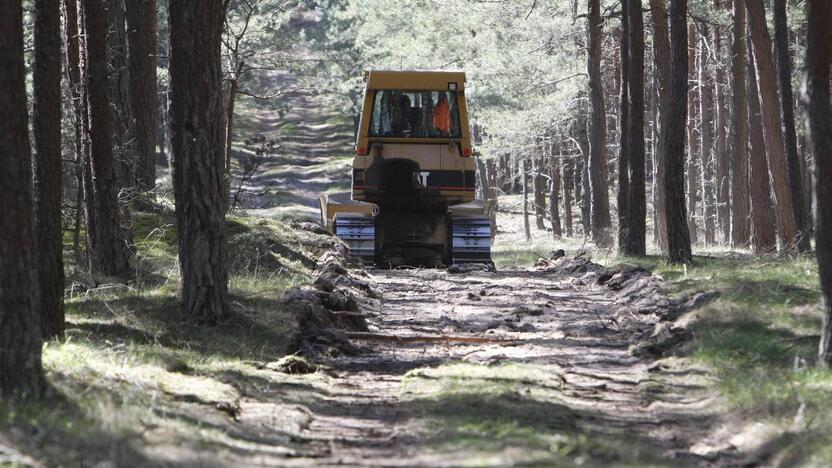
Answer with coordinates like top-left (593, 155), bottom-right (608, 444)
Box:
top-left (106, 0), bottom-right (134, 186)
top-left (730, 0), bottom-right (751, 248)
top-left (587, 0), bottom-right (612, 247)
top-left (803, 0), bottom-right (832, 365)
top-left (714, 0), bottom-right (730, 244)
top-left (575, 114), bottom-right (592, 237)
top-left (486, 158), bottom-right (499, 235)
top-left (649, 0), bottom-right (670, 251)
top-left (126, 0), bottom-right (158, 190)
top-left (664, 0), bottom-right (692, 263)
top-left (63, 0), bottom-right (85, 266)
top-left (563, 151), bottom-right (574, 237)
top-left (169, 0), bottom-right (230, 323)
top-left (33, 0), bottom-right (65, 339)
top-left (617, 4), bottom-right (630, 251)
top-left (0, 0), bottom-right (45, 398)
top-left (81, 0), bottom-right (132, 276)
top-left (773, 0), bottom-right (810, 252)
top-left (686, 24), bottom-right (699, 245)
top-left (698, 29), bottom-right (715, 246)
top-left (623, 0), bottom-right (646, 256)
top-left (747, 36), bottom-right (777, 253)
top-left (534, 158), bottom-right (546, 230)
top-left (551, 146), bottom-right (562, 239)
top-left (522, 159), bottom-right (531, 241)
top-left (224, 73), bottom-right (240, 205)
top-left (745, 0), bottom-right (798, 250)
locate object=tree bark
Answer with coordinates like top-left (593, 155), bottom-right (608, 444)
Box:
top-left (563, 151), bottom-right (574, 237)
top-left (587, 0), bottom-right (612, 247)
top-left (63, 0), bottom-right (85, 267)
top-left (714, 0), bottom-right (730, 244)
top-left (664, 0), bottom-right (692, 264)
top-left (617, 5), bottom-right (630, 251)
top-left (81, 0), bottom-right (132, 276)
top-left (550, 144), bottom-right (562, 239)
top-left (623, 0), bottom-right (646, 256)
top-left (686, 24), bottom-right (699, 245)
top-left (106, 0), bottom-right (134, 185)
top-left (745, 0), bottom-right (798, 250)
top-left (773, 0), bottom-right (810, 252)
top-left (802, 0), bottom-right (832, 365)
top-left (747, 35), bottom-right (777, 253)
top-left (522, 159), bottom-right (531, 241)
top-left (169, 0), bottom-right (230, 323)
top-left (533, 158), bottom-right (546, 230)
top-left (698, 28), bottom-right (715, 246)
top-left (126, 0), bottom-right (158, 190)
top-left (731, 0), bottom-right (751, 248)
top-left (649, 0), bottom-right (670, 252)
top-left (0, 0), bottom-right (45, 398)
top-left (33, 0), bottom-right (65, 339)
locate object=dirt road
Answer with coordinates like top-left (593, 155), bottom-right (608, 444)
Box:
top-left (227, 261), bottom-right (740, 467)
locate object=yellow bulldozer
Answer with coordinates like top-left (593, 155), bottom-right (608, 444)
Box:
top-left (320, 70), bottom-right (492, 267)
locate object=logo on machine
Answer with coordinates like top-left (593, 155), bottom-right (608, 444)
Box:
top-left (417, 171), bottom-right (430, 187)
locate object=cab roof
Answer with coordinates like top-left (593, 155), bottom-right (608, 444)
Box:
top-left (363, 70), bottom-right (466, 91)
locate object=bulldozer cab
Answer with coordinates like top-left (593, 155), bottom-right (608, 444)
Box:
top-left (320, 70), bottom-right (491, 267)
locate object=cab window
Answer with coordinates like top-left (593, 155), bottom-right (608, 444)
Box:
top-left (369, 90), bottom-right (461, 138)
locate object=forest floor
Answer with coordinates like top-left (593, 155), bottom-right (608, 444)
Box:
top-left (2, 70), bottom-right (829, 467)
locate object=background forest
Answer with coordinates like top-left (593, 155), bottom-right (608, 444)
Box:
top-left (1, 0), bottom-right (832, 465)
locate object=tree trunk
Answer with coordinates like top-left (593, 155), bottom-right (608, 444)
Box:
top-left (623, 0), bottom-right (646, 256)
top-left (224, 74), bottom-right (240, 205)
top-left (587, 0), bottom-right (612, 247)
top-left (664, 0), bottom-right (692, 264)
top-left (106, 0), bottom-right (134, 186)
top-left (698, 29), bottom-right (715, 246)
top-left (803, 0), bottom-right (832, 365)
top-left (0, 0), bottom-right (45, 398)
top-left (33, 0), bottom-right (65, 339)
top-left (747, 35), bottom-right (777, 253)
top-left (563, 151), bottom-right (574, 237)
top-left (714, 0), bottom-right (730, 244)
top-left (486, 158), bottom-right (499, 235)
top-left (63, 0), bottom-right (85, 266)
top-left (550, 146), bottom-right (562, 239)
top-left (575, 114), bottom-right (592, 238)
top-left (522, 159), bottom-right (531, 241)
top-left (686, 24), bottom-right (699, 245)
top-left (649, 0), bottom-right (670, 251)
top-left (773, 0), bottom-right (810, 252)
top-left (81, 0), bottom-right (132, 276)
top-left (731, 0), bottom-right (751, 248)
top-left (533, 158), bottom-right (546, 230)
top-left (745, 0), bottom-right (798, 250)
top-left (617, 4), bottom-right (630, 251)
top-left (169, 0), bottom-right (230, 323)
top-left (126, 0), bottom-right (158, 190)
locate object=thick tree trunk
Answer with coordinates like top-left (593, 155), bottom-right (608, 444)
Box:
top-left (649, 0), bottom-right (670, 251)
top-left (664, 0), bottom-right (692, 263)
top-left (731, 0), bottom-right (751, 248)
top-left (698, 29), bottom-right (715, 246)
top-left (747, 36), bottom-right (777, 253)
top-left (126, 0), bottom-right (158, 190)
top-left (587, 0), bottom-right (612, 247)
top-left (623, 0), bottom-right (646, 256)
top-left (685, 24), bottom-right (699, 245)
top-left (773, 0), bottom-right (810, 252)
top-left (803, 0), bottom-right (832, 365)
top-left (169, 0), bottom-right (230, 323)
top-left (0, 0), bottom-right (45, 397)
top-left (714, 0), bottom-right (730, 244)
top-left (33, 0), bottom-right (65, 339)
top-left (745, 0), bottom-right (798, 250)
top-left (81, 0), bottom-right (132, 276)
top-left (617, 5), bottom-right (630, 251)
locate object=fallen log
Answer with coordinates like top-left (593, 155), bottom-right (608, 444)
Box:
top-left (342, 331), bottom-right (518, 345)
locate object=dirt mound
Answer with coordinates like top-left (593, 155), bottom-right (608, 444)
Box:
top-left (226, 218), bottom-right (339, 274)
top-left (280, 247), bottom-right (379, 357)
